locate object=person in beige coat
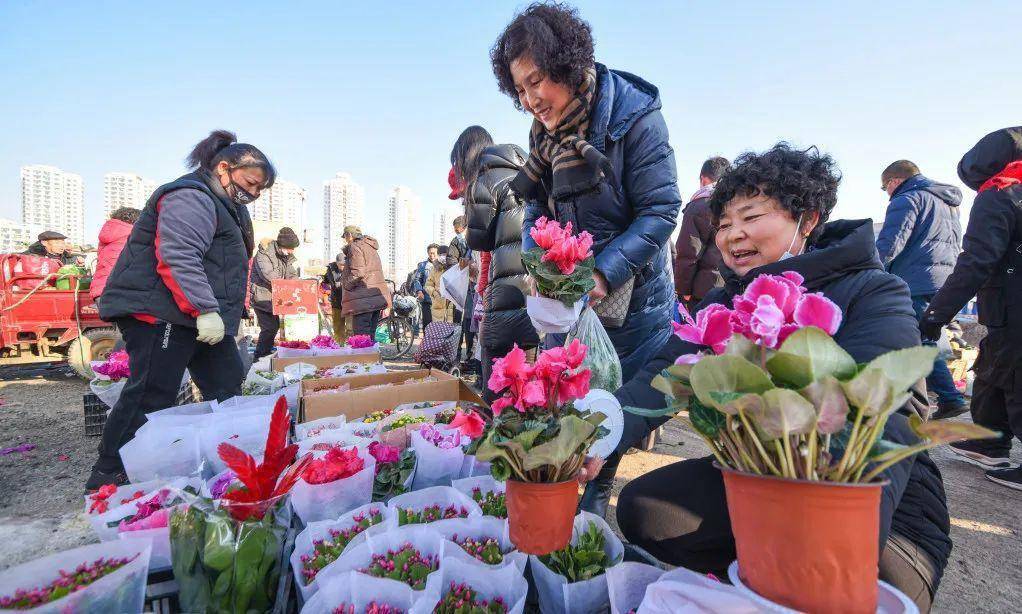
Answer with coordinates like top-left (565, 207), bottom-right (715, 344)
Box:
top-left (424, 246), bottom-right (455, 323)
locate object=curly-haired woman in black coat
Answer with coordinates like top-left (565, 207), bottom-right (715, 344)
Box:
top-left (451, 126), bottom-right (540, 399)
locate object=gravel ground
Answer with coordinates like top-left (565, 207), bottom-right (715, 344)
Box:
top-left (0, 361), bottom-right (1019, 612)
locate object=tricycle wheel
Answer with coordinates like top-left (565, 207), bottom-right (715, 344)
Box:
top-left (67, 327), bottom-right (122, 380)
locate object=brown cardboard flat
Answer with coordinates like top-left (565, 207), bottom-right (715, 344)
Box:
top-left (301, 368), bottom-right (485, 422)
top-left (270, 351), bottom-right (381, 370)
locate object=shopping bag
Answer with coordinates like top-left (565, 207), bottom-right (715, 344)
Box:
top-left (565, 306), bottom-right (623, 392)
top-left (526, 295), bottom-right (584, 333)
top-left (440, 265), bottom-right (470, 311)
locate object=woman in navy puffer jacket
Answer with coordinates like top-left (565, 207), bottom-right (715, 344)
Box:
top-left (490, 2), bottom-right (681, 382)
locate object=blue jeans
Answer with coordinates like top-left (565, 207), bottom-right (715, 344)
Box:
top-left (912, 295), bottom-right (966, 407)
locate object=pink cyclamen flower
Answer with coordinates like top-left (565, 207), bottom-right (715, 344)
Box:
top-left (542, 227), bottom-right (594, 275)
top-left (736, 273), bottom-right (805, 320)
top-left (346, 334), bottom-right (374, 349)
top-left (793, 292), bottom-right (842, 335)
top-left (672, 303), bottom-right (734, 354)
top-left (529, 217), bottom-right (566, 251)
top-left (746, 295), bottom-right (787, 349)
top-left (368, 441), bottom-right (401, 464)
top-left (674, 352), bottom-right (704, 365)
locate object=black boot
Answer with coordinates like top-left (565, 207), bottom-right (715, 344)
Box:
top-left (579, 474), bottom-right (615, 518)
top-left (85, 466), bottom-right (128, 491)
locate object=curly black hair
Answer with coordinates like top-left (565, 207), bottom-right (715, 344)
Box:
top-left (709, 143), bottom-right (841, 245)
top-left (490, 2), bottom-right (595, 110)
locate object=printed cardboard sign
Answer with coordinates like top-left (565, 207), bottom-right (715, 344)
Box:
top-left (271, 279), bottom-right (319, 315)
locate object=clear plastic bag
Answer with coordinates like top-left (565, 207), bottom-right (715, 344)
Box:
top-left (385, 485), bottom-right (481, 529)
top-left (301, 569), bottom-right (435, 614)
top-left (565, 306), bottom-right (623, 392)
top-left (606, 561), bottom-right (666, 614)
top-left (313, 524), bottom-right (447, 598)
top-left (214, 393), bottom-right (285, 413)
top-left (89, 378), bottom-right (126, 409)
top-left (408, 556), bottom-right (528, 614)
top-left (429, 516), bottom-right (526, 573)
top-left (292, 455), bottom-right (377, 524)
top-left (0, 537), bottom-right (151, 613)
top-left (119, 426), bottom-right (202, 483)
top-left (295, 416), bottom-right (348, 441)
top-left (170, 498), bottom-right (292, 614)
top-left (297, 430), bottom-right (373, 458)
top-left (289, 502), bottom-right (393, 602)
top-left (410, 428), bottom-right (466, 490)
top-left (244, 367), bottom-right (287, 395)
top-left (530, 511), bottom-right (625, 614)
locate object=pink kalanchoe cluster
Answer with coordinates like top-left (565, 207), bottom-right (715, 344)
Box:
top-left (451, 534), bottom-right (507, 565)
top-left (278, 340), bottom-right (310, 349)
top-left (310, 335), bottom-right (341, 349)
top-left (360, 544), bottom-right (439, 589)
top-left (0, 555), bottom-right (137, 609)
top-left (333, 603), bottom-right (404, 614)
top-left (488, 341), bottom-right (591, 415)
top-left (301, 509), bottom-right (384, 584)
top-left (346, 334), bottom-right (375, 349)
top-left (418, 424), bottom-right (462, 450)
top-left (368, 441), bottom-right (402, 465)
top-left (93, 350), bottom-right (130, 380)
top-left (530, 216), bottom-right (594, 275)
top-left (396, 504), bottom-right (469, 526)
top-left (672, 271), bottom-right (842, 358)
top-left (436, 582), bottom-right (509, 614)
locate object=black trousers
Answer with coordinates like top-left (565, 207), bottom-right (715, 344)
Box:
top-left (254, 307), bottom-right (280, 360)
top-left (969, 376), bottom-right (1021, 455)
top-left (94, 318), bottom-right (244, 472)
top-left (616, 456), bottom-right (939, 612)
top-left (353, 310), bottom-right (381, 336)
top-left (418, 302), bottom-right (432, 337)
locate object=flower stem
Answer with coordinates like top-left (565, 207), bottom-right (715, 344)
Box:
top-left (738, 409), bottom-right (781, 476)
top-left (835, 409), bottom-right (864, 479)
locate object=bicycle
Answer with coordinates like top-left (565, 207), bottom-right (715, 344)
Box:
top-left (375, 280), bottom-right (416, 360)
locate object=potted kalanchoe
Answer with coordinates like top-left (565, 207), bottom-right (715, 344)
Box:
top-left (522, 216), bottom-right (595, 333)
top-left (170, 396), bottom-right (311, 613)
top-left (474, 341), bottom-right (606, 554)
top-left (633, 271), bottom-right (995, 612)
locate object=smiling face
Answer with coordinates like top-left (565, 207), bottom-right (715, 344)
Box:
top-left (509, 54), bottom-right (573, 131)
top-left (715, 193), bottom-right (818, 276)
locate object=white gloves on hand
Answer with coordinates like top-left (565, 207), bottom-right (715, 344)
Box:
top-left (196, 312), bottom-right (225, 345)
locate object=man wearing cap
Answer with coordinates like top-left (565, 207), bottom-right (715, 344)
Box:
top-left (250, 227), bottom-right (300, 359)
top-left (341, 225), bottom-right (390, 336)
top-left (24, 231), bottom-right (79, 265)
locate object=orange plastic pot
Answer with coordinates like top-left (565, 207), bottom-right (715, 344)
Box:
top-left (505, 479), bottom-right (579, 555)
top-left (720, 466), bottom-right (885, 613)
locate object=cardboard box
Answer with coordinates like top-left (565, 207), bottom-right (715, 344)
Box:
top-left (301, 369), bottom-right (485, 422)
top-left (270, 351), bottom-right (382, 371)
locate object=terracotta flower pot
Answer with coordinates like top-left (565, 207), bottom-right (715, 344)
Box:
top-left (720, 465), bottom-right (885, 614)
top-left (505, 479), bottom-right (579, 555)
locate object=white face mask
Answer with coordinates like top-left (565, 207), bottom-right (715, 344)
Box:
top-left (778, 213), bottom-right (805, 262)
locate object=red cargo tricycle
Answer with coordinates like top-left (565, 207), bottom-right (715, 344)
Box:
top-left (0, 253), bottom-right (120, 378)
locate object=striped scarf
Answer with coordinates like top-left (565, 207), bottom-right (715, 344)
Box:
top-left (511, 67), bottom-right (614, 200)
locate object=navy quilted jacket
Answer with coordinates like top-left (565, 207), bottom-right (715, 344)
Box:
top-left (522, 63), bottom-right (681, 380)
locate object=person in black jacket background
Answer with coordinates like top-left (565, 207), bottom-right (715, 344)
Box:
top-left (452, 125), bottom-right (539, 399)
top-left (586, 144), bottom-right (951, 611)
top-left (922, 126), bottom-right (1022, 490)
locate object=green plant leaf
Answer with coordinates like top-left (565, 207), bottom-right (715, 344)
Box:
top-left (722, 333), bottom-right (762, 362)
top-left (863, 346), bottom-right (939, 394)
top-left (622, 401), bottom-right (687, 418)
top-left (652, 365), bottom-right (694, 400)
top-left (689, 355), bottom-right (774, 411)
top-left (800, 375), bottom-right (850, 434)
top-left (709, 391), bottom-right (764, 417)
top-left (688, 398), bottom-right (727, 438)
top-left (866, 438), bottom-right (908, 461)
top-left (765, 327), bottom-right (857, 388)
top-left (522, 415), bottom-right (596, 471)
top-left (749, 388), bottom-right (817, 440)
top-left (841, 368), bottom-right (895, 416)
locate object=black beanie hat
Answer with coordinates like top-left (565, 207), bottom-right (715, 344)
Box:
top-left (277, 227), bottom-right (299, 248)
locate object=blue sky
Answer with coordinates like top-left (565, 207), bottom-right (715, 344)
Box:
top-left (2, 1), bottom-right (1020, 245)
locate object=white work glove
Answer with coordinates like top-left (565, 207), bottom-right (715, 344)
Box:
top-left (196, 312), bottom-right (225, 345)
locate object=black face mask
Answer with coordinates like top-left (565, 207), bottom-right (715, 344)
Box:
top-left (226, 168), bottom-right (258, 205)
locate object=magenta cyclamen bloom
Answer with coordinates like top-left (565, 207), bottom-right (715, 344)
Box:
top-left (346, 334), bottom-right (374, 349)
top-left (310, 335), bottom-right (341, 349)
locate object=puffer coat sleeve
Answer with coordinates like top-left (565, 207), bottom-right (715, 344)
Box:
top-left (593, 111), bottom-right (681, 291)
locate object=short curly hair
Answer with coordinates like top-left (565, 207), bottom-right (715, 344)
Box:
top-left (709, 143), bottom-right (841, 245)
top-left (490, 2), bottom-right (595, 110)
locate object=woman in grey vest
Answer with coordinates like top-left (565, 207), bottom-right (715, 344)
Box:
top-left (88, 130), bottom-right (274, 490)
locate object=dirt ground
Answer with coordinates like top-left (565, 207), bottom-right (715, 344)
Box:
top-left (0, 362), bottom-right (1019, 612)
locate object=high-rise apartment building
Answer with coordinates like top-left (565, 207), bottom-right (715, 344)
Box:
top-left (323, 172), bottom-right (364, 262)
top-left (383, 186), bottom-right (422, 283)
top-left (20, 165), bottom-right (85, 245)
top-left (250, 178), bottom-right (306, 231)
top-left (103, 172), bottom-right (157, 216)
top-left (0, 217), bottom-right (44, 253)
top-left (433, 203), bottom-right (463, 248)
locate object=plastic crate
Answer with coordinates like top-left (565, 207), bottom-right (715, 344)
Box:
top-left (83, 381), bottom-right (202, 436)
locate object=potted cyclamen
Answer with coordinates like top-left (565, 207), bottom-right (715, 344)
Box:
top-left (474, 341), bottom-right (606, 555)
top-left (522, 216), bottom-right (595, 333)
top-left (634, 271), bottom-right (995, 612)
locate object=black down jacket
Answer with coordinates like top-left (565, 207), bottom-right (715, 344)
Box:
top-left (465, 144), bottom-right (540, 351)
top-left (927, 126), bottom-right (1022, 388)
top-left (520, 63), bottom-right (680, 381)
top-left (616, 219), bottom-right (953, 587)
